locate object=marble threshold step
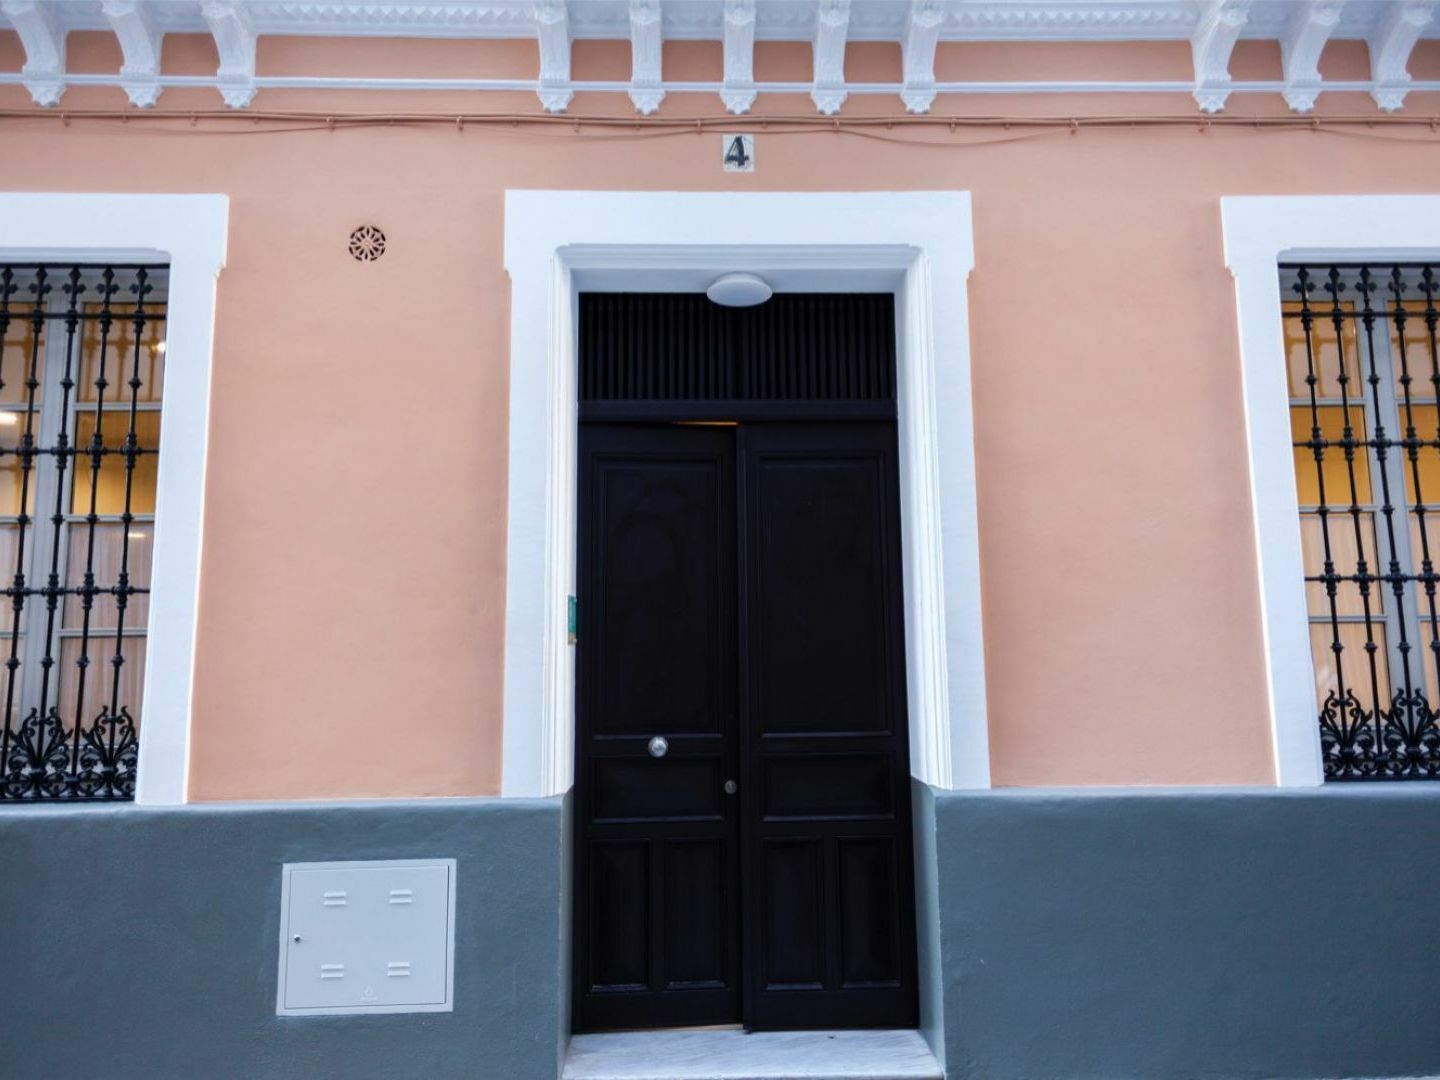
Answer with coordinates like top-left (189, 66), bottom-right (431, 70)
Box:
top-left (562, 1028), bottom-right (943, 1080)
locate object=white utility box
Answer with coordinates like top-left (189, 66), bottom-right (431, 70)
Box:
top-left (276, 858), bottom-right (457, 1016)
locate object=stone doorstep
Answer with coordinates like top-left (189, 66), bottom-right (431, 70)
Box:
top-left (562, 1028), bottom-right (943, 1080)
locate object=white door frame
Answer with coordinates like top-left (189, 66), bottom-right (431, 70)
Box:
top-left (0, 193), bottom-right (229, 805)
top-left (1223, 194), bottom-right (1440, 787)
top-left (501, 191), bottom-right (989, 798)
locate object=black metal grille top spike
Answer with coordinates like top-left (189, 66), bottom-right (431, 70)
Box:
top-left (0, 263), bottom-right (166, 802)
top-left (1284, 262), bottom-right (1440, 780)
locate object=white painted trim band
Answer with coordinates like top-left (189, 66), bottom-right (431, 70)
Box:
top-left (501, 190), bottom-right (990, 798)
top-left (0, 193), bottom-right (228, 806)
top-left (1222, 194), bottom-right (1440, 787)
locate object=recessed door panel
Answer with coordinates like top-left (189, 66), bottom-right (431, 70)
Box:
top-left (838, 837), bottom-right (903, 988)
top-left (751, 456), bottom-right (891, 736)
top-left (664, 839), bottom-right (730, 989)
top-left (593, 458), bottom-right (728, 737)
top-left (761, 838), bottom-right (826, 990)
top-left (761, 754), bottom-right (894, 820)
top-left (593, 757), bottom-right (724, 822)
top-left (588, 840), bottom-right (650, 991)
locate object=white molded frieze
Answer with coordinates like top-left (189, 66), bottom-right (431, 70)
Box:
top-left (104, 0), bottom-right (164, 108)
top-left (202, 0), bottom-right (256, 108)
top-left (628, 0), bottom-right (663, 115)
top-left (1280, 0), bottom-right (1343, 112)
top-left (811, 0), bottom-right (850, 115)
top-left (722, 0), bottom-right (756, 114)
top-left (534, 0), bottom-right (573, 113)
top-left (901, 0), bottom-right (945, 114)
top-left (1368, 0), bottom-right (1436, 111)
top-left (1191, 0), bottom-right (1251, 113)
top-left (2, 0), bottom-right (66, 107)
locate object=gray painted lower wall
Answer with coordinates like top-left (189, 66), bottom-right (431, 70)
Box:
top-left (0, 797), bottom-right (564, 1080)
top-left (925, 786), bottom-right (1440, 1080)
top-left (5, 788), bottom-right (1439, 1080)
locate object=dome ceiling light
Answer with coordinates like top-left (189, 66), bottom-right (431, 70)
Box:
top-left (706, 272), bottom-right (773, 308)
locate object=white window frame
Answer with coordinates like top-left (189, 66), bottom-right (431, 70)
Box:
top-left (1224, 195), bottom-right (1440, 787)
top-left (502, 190), bottom-right (989, 798)
top-left (0, 194), bottom-right (228, 805)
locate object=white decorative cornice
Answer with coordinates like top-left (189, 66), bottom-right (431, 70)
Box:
top-left (628, 0), bottom-right (663, 114)
top-left (103, 0), bottom-right (163, 108)
top-left (1367, 0), bottom-right (1436, 111)
top-left (534, 0), bottom-right (572, 112)
top-left (2, 0), bottom-right (66, 107)
top-left (811, 0), bottom-right (850, 115)
top-left (1191, 0), bottom-right (1251, 113)
top-left (901, 0), bottom-right (945, 114)
top-left (1280, 1), bottom-right (1343, 112)
top-left (202, 0), bottom-right (256, 108)
top-left (2, 1), bottom-right (1440, 115)
top-left (721, 0), bottom-right (756, 114)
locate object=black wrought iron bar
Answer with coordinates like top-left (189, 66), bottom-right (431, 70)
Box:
top-left (0, 444), bottom-right (157, 459)
top-left (0, 312), bottom-right (166, 324)
top-left (1295, 268), bottom-right (1355, 757)
top-left (34, 269), bottom-right (84, 762)
top-left (0, 266), bottom-right (13, 772)
top-left (0, 585), bottom-right (149, 599)
top-left (107, 269), bottom-right (150, 756)
top-left (1356, 268), bottom-right (1422, 754)
top-left (1420, 267), bottom-right (1440, 710)
top-left (2, 269), bottom-right (48, 795)
top-left (68, 268), bottom-right (117, 776)
top-left (0, 263), bottom-right (165, 271)
top-left (1323, 267), bottom-right (1387, 753)
top-left (1387, 268), bottom-right (1440, 737)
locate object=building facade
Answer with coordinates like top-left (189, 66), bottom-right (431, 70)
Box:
top-left (2, 2), bottom-right (1440, 1078)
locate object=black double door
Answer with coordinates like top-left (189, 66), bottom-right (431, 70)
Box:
top-left (574, 419), bottom-right (917, 1032)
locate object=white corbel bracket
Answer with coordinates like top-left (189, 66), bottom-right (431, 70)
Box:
top-left (1192, 0), bottom-right (1251, 114)
top-left (628, 0), bottom-right (663, 115)
top-left (722, 0), bottom-right (756, 115)
top-left (1368, 0), bottom-right (1436, 112)
top-left (1281, 1), bottom-right (1343, 113)
top-left (202, 0), bottom-right (256, 109)
top-left (104, 0), bottom-right (164, 109)
top-left (901, 0), bottom-right (945, 115)
top-left (811, 0), bottom-right (850, 116)
top-left (534, 0), bottom-right (573, 113)
top-left (2, 0), bottom-right (66, 107)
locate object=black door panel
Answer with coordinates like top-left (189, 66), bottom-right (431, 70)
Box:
top-left (574, 424), bottom-right (741, 1031)
top-left (574, 418), bottom-right (916, 1033)
top-left (740, 424), bottom-right (917, 1030)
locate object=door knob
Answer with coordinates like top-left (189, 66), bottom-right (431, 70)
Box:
top-left (724, 779), bottom-right (738, 795)
top-left (648, 736), bottom-right (668, 758)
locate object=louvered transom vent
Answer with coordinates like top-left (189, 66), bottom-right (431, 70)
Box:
top-left (579, 293), bottom-right (895, 417)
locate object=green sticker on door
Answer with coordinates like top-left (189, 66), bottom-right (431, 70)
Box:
top-left (568, 595), bottom-right (577, 645)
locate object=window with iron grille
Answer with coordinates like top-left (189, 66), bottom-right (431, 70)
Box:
top-left (0, 264), bottom-right (165, 801)
top-left (1285, 263), bottom-right (1440, 780)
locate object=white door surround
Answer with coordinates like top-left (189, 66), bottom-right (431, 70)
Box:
top-left (0, 193), bottom-right (229, 805)
top-left (1223, 194), bottom-right (1440, 787)
top-left (501, 190), bottom-right (989, 798)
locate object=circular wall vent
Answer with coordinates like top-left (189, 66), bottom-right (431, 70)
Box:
top-left (348, 225), bottom-right (386, 262)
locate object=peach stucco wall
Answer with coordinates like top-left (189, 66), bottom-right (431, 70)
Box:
top-left (6, 32), bottom-right (1440, 798)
